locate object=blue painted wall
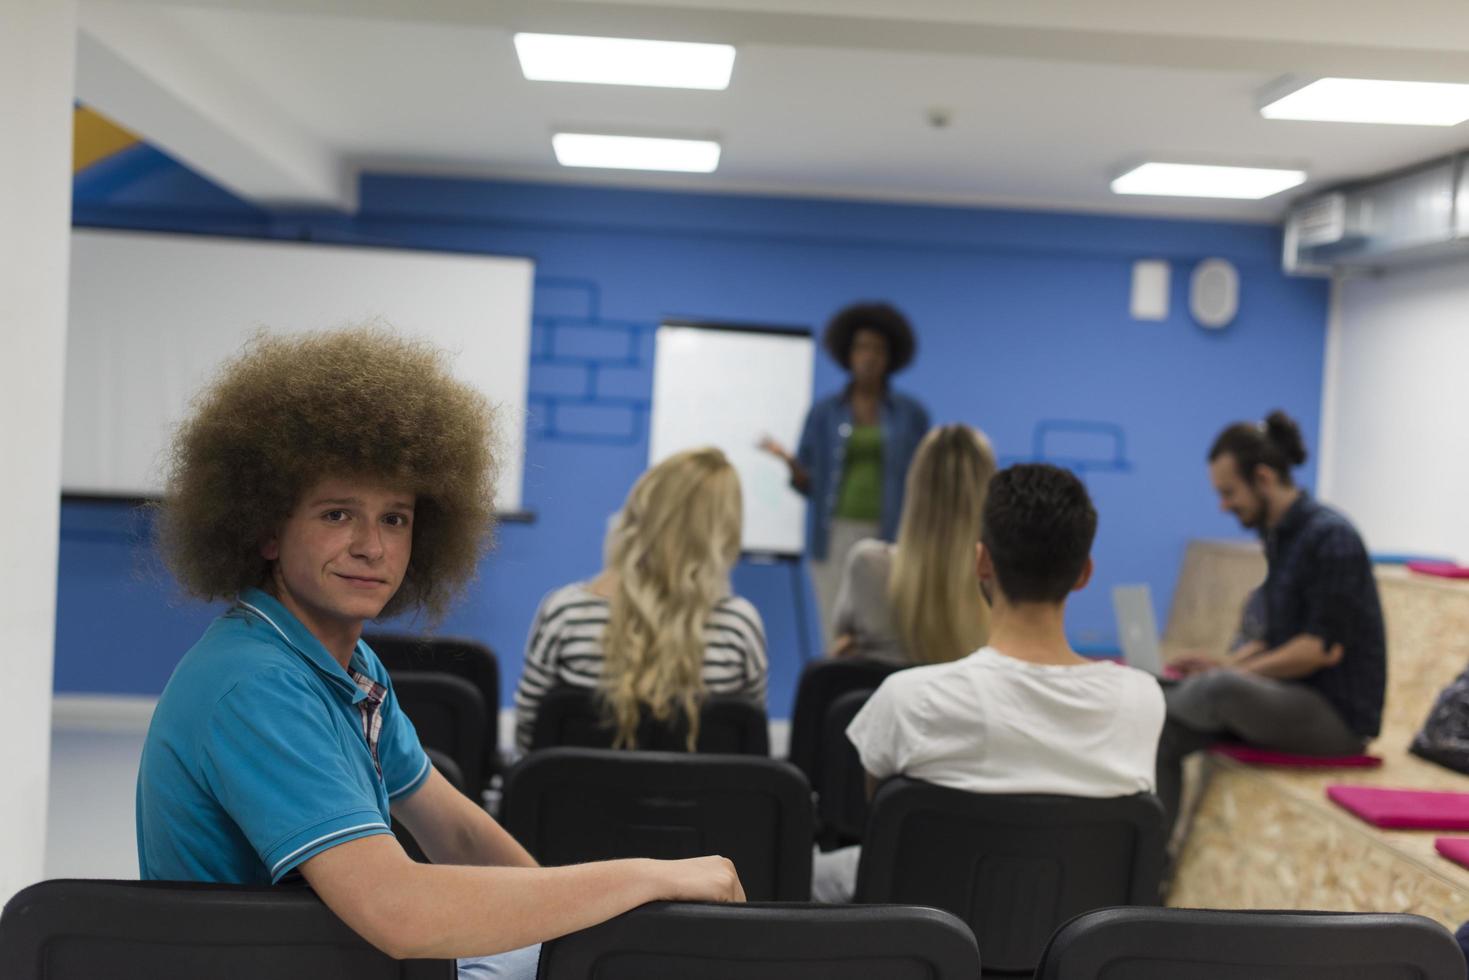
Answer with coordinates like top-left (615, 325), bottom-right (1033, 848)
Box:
top-left (61, 146), bottom-right (1329, 713)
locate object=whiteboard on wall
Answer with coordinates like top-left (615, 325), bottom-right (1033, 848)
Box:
top-left (649, 322), bottom-right (814, 557)
top-left (64, 229), bottom-right (533, 512)
top-left (1320, 259), bottom-right (1469, 562)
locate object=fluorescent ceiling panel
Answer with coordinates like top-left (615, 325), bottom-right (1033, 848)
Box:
top-left (552, 133), bottom-right (722, 173)
top-left (1262, 78), bottom-right (1469, 126)
top-left (514, 33), bottom-right (735, 89)
top-left (1111, 162), bottom-right (1306, 200)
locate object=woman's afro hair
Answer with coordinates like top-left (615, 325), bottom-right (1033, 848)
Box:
top-left (821, 301), bottom-right (917, 375)
top-left (156, 326), bottom-right (498, 622)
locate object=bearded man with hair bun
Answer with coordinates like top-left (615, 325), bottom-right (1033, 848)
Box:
top-left (1155, 409), bottom-right (1386, 838)
top-left (138, 328), bottom-right (743, 980)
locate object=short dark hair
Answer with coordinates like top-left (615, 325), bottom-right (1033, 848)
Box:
top-left (822, 301), bottom-right (917, 375)
top-left (1208, 409), bottom-right (1307, 486)
top-left (980, 464), bottom-right (1097, 604)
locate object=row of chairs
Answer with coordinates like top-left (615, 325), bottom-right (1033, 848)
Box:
top-left (371, 633), bottom-right (899, 838)
top-left (500, 751), bottom-right (1162, 974)
top-left (4, 880), bottom-right (1462, 979)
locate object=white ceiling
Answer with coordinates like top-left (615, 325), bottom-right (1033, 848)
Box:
top-left (78, 0), bottom-right (1469, 221)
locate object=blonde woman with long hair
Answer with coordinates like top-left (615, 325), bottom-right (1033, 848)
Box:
top-left (829, 424), bottom-right (997, 665)
top-left (514, 448), bottom-right (768, 752)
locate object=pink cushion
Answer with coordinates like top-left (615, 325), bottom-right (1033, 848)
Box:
top-left (1436, 837), bottom-right (1469, 870)
top-left (1406, 560), bottom-right (1469, 580)
top-left (1210, 744), bottom-right (1383, 768)
top-left (1328, 786), bottom-right (1469, 830)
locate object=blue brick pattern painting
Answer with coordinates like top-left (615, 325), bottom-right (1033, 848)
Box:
top-left (528, 277), bottom-right (654, 445)
top-left (1002, 419), bottom-right (1134, 481)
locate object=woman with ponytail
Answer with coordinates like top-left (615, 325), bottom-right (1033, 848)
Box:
top-left (1156, 409), bottom-right (1386, 836)
top-left (514, 449), bottom-right (768, 752)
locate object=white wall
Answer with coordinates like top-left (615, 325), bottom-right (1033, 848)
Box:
top-left (0, 0), bottom-right (76, 902)
top-left (1320, 260), bottom-right (1469, 562)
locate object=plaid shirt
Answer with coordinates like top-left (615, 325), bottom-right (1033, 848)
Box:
top-left (1263, 493), bottom-right (1386, 738)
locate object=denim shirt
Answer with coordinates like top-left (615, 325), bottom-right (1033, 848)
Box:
top-left (795, 388), bottom-right (931, 560)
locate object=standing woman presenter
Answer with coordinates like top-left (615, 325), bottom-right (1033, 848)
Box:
top-left (761, 302), bottom-right (930, 645)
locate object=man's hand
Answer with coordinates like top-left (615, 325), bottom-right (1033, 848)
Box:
top-left (1166, 653), bottom-right (1219, 679)
top-left (646, 856), bottom-right (746, 904)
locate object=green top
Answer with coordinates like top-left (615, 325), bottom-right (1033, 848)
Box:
top-left (834, 424), bottom-right (884, 521)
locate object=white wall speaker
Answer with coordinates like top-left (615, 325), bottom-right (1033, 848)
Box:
top-left (1190, 258), bottom-right (1239, 329)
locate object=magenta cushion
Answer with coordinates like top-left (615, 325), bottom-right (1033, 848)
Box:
top-left (1328, 786), bottom-right (1469, 830)
top-left (1406, 560), bottom-right (1469, 580)
top-left (1210, 744), bottom-right (1383, 768)
top-left (1436, 837), bottom-right (1469, 869)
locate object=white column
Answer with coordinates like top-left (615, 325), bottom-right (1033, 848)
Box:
top-left (0, 0), bottom-right (76, 902)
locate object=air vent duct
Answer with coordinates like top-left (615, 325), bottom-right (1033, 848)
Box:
top-left (1283, 156), bottom-right (1466, 275)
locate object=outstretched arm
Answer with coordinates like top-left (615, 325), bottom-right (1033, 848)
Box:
top-left (300, 834), bottom-right (744, 961)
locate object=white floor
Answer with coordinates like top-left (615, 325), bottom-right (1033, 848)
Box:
top-left (45, 699), bottom-right (791, 881)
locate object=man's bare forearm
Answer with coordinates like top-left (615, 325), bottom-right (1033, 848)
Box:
top-left (375, 857), bottom-right (665, 958)
top-left (393, 767), bottom-right (537, 868)
top-left (301, 836), bottom-right (742, 961)
top-left (1236, 634), bottom-right (1338, 680)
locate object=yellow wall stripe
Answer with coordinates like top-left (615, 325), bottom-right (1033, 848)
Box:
top-left (74, 106), bottom-right (140, 174)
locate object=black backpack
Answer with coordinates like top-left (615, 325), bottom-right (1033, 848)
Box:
top-left (1411, 662), bottom-right (1469, 775)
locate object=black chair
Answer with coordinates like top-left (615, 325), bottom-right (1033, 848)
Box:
top-left (1035, 907), bottom-right (1466, 980)
top-left (367, 633), bottom-right (501, 781)
top-left (501, 748), bottom-right (813, 900)
top-left (0, 879), bottom-right (453, 979)
top-left (392, 671), bottom-right (488, 795)
top-left (816, 687), bottom-right (878, 843)
top-left (528, 685), bottom-right (770, 755)
top-left (787, 658), bottom-right (904, 782)
top-left (855, 778), bottom-right (1165, 977)
top-left (536, 901), bottom-right (981, 980)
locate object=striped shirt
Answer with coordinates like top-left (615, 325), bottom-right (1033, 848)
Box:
top-left (514, 582), bottom-right (769, 753)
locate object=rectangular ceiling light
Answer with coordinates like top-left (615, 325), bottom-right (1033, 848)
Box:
top-left (1111, 162), bottom-right (1306, 199)
top-left (514, 33), bottom-right (735, 89)
top-left (1261, 78), bottom-right (1469, 126)
top-left (552, 133), bottom-right (721, 173)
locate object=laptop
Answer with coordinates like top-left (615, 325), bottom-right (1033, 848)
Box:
top-left (1112, 583), bottom-right (1165, 677)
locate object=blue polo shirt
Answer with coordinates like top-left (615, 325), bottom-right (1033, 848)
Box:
top-left (137, 588), bottom-right (431, 884)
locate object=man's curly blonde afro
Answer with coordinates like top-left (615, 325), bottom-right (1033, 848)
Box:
top-left (157, 326), bottom-right (498, 622)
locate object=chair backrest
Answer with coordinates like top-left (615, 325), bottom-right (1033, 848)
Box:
top-left (1035, 907), bottom-right (1467, 980)
top-left (529, 685), bottom-right (770, 755)
top-left (366, 633), bottom-right (500, 777)
top-left (391, 671), bottom-right (487, 794)
top-left (536, 901), bottom-right (981, 980)
top-left (787, 658), bottom-right (904, 780)
top-left (816, 687), bottom-right (878, 842)
top-left (0, 879), bottom-right (454, 980)
top-left (855, 778), bottom-right (1166, 975)
top-left (501, 748), bottom-right (813, 900)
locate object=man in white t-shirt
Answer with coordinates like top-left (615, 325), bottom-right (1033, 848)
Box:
top-left (812, 463), bottom-right (1165, 901)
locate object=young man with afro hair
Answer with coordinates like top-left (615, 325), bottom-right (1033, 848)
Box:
top-left (137, 328), bottom-right (743, 978)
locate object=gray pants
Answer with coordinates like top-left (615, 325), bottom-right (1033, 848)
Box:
top-left (1156, 670), bottom-right (1365, 833)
